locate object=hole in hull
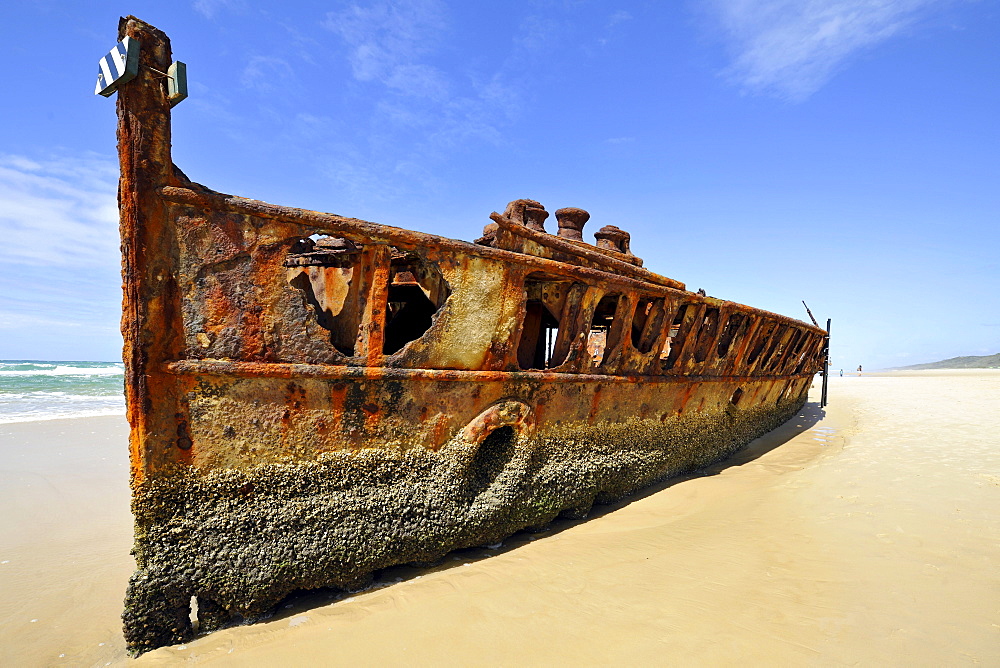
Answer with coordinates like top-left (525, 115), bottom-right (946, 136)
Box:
top-left (287, 239), bottom-right (450, 357)
top-left (384, 272), bottom-right (437, 354)
top-left (286, 236), bottom-right (362, 355)
top-left (383, 250), bottom-right (450, 355)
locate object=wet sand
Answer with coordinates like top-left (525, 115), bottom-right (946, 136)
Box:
top-left (1, 370), bottom-right (997, 666)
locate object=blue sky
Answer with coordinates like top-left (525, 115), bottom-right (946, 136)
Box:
top-left (0, 0), bottom-right (996, 369)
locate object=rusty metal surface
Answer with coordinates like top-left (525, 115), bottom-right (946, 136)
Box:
top-left (113, 17), bottom-right (826, 655)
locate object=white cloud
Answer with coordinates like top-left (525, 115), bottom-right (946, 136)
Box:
top-left (384, 62), bottom-right (451, 100)
top-left (241, 56), bottom-right (296, 94)
top-left (318, 0), bottom-right (523, 193)
top-left (609, 10), bottom-right (633, 27)
top-left (707, 0), bottom-right (954, 101)
top-left (324, 0), bottom-right (448, 95)
top-left (193, 0), bottom-right (246, 20)
top-left (0, 154), bottom-right (119, 268)
top-left (0, 154), bottom-right (124, 359)
top-left (599, 9), bottom-right (634, 45)
top-left (0, 310), bottom-right (91, 331)
top-left (514, 14), bottom-right (560, 53)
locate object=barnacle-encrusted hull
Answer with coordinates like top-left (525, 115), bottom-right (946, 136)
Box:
top-left (113, 17), bottom-right (826, 655)
top-left (124, 375), bottom-right (809, 653)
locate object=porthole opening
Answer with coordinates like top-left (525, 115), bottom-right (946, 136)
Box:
top-left (662, 304), bottom-right (695, 370)
top-left (518, 300), bottom-right (561, 369)
top-left (518, 277), bottom-right (574, 370)
top-left (631, 297), bottom-right (666, 354)
top-left (693, 307), bottom-right (720, 363)
top-left (745, 322), bottom-right (775, 367)
top-left (588, 294), bottom-right (620, 367)
top-left (716, 313), bottom-right (746, 360)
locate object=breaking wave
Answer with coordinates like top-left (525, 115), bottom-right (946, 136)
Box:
top-left (0, 360), bottom-right (126, 423)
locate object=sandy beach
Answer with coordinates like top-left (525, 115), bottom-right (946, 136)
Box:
top-left (1, 370), bottom-right (997, 666)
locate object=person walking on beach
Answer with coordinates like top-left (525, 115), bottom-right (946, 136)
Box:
top-left (857, 365), bottom-right (863, 375)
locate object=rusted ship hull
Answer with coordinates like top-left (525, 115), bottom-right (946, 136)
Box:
top-left (113, 18), bottom-right (826, 655)
top-left (126, 375), bottom-right (808, 651)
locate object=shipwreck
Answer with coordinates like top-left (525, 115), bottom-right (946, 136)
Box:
top-left (107, 17), bottom-right (828, 654)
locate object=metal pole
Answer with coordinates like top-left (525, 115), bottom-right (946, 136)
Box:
top-left (802, 300), bottom-right (819, 328)
top-left (820, 318), bottom-right (830, 408)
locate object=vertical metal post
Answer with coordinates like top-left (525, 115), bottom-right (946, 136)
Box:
top-left (116, 17), bottom-right (188, 480)
top-left (820, 318), bottom-right (831, 408)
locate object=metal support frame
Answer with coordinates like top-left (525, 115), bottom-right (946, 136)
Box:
top-left (820, 318), bottom-right (830, 408)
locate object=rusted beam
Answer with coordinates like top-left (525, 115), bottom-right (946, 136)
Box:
top-left (117, 17), bottom-right (188, 483)
top-left (821, 318), bottom-right (831, 407)
top-left (165, 358), bottom-right (815, 384)
top-left (353, 245), bottom-right (391, 362)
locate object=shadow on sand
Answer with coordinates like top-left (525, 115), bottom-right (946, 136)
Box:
top-left (206, 401), bottom-right (827, 630)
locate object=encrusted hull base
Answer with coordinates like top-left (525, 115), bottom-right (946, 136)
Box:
top-left (123, 395), bottom-right (806, 655)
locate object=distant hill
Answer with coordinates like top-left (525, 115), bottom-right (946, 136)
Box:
top-left (896, 353), bottom-right (1000, 370)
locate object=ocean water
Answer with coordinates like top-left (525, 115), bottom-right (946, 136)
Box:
top-left (0, 360), bottom-right (125, 424)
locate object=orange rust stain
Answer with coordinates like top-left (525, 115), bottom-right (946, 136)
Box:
top-left (433, 420), bottom-right (451, 449)
top-left (533, 400), bottom-right (547, 427)
top-left (361, 401), bottom-right (381, 431)
top-left (676, 383), bottom-right (697, 415)
top-left (328, 383), bottom-right (348, 435)
top-left (587, 386), bottom-right (603, 423)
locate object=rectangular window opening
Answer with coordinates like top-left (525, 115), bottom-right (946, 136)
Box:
top-left (588, 294), bottom-right (620, 368)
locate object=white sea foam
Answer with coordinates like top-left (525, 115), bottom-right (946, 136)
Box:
top-left (0, 390), bottom-right (125, 424)
top-left (2, 391), bottom-right (116, 401)
top-left (0, 405), bottom-right (125, 424)
top-left (0, 364), bottom-right (124, 377)
top-left (0, 409), bottom-right (125, 424)
top-left (0, 360), bottom-right (125, 422)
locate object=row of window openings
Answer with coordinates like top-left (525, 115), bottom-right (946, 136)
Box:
top-left (287, 242), bottom-right (813, 370)
top-left (519, 295), bottom-right (812, 373)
